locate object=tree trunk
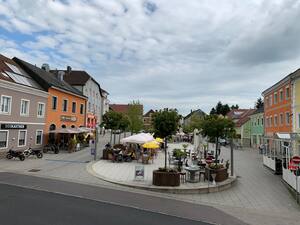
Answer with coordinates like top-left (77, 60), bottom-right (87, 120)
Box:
top-left (164, 138), bottom-right (167, 169)
top-left (110, 131), bottom-right (112, 144)
top-left (215, 137), bottom-right (218, 163)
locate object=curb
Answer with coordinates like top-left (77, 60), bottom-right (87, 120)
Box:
top-left (87, 161), bottom-right (237, 194)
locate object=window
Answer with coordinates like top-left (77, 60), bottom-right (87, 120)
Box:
top-left (0, 131), bottom-right (8, 148)
top-left (20, 99), bottom-right (30, 116)
top-left (52, 96), bottom-right (57, 110)
top-left (286, 112), bottom-right (290, 124)
top-left (36, 130), bottom-right (43, 145)
top-left (72, 102), bottom-right (76, 113)
top-left (63, 99), bottom-right (68, 112)
top-left (18, 130), bottom-right (26, 147)
top-left (88, 102), bottom-right (91, 112)
top-left (270, 117), bottom-right (273, 127)
top-left (265, 97), bottom-right (268, 108)
top-left (279, 90), bottom-right (283, 102)
top-left (0, 95), bottom-right (12, 114)
top-left (37, 102), bottom-right (45, 118)
top-left (269, 95), bottom-right (272, 106)
top-left (80, 104), bottom-right (84, 114)
top-left (286, 86), bottom-right (290, 99)
top-left (261, 118), bottom-right (264, 125)
top-left (280, 113), bottom-right (283, 125)
top-left (257, 118), bottom-right (260, 126)
top-left (274, 92), bottom-right (278, 104)
top-left (274, 115), bottom-right (278, 126)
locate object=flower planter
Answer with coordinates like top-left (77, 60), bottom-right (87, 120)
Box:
top-left (152, 170), bottom-right (180, 186)
top-left (205, 167), bottom-right (228, 182)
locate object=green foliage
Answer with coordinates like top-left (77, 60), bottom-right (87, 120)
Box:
top-left (255, 97), bottom-right (264, 109)
top-left (127, 100), bottom-right (143, 133)
top-left (152, 109), bottom-right (180, 138)
top-left (210, 101), bottom-right (234, 116)
top-left (173, 148), bottom-right (186, 159)
top-left (103, 111), bottom-right (128, 131)
top-left (182, 144), bottom-right (188, 149)
top-left (200, 115), bottom-right (236, 141)
top-left (231, 104), bottom-right (239, 110)
top-left (208, 163), bottom-right (224, 170)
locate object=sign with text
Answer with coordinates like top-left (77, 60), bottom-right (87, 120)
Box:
top-left (134, 165), bottom-right (145, 181)
top-left (60, 115), bottom-right (77, 122)
top-left (1, 124), bottom-right (27, 129)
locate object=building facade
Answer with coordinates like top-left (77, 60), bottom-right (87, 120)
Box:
top-left (0, 55), bottom-right (48, 153)
top-left (101, 88), bottom-right (110, 118)
top-left (14, 58), bottom-right (87, 145)
top-left (250, 107), bottom-right (264, 148)
top-left (52, 69), bottom-right (102, 129)
top-left (143, 109), bottom-right (155, 131)
top-left (183, 109), bottom-right (206, 128)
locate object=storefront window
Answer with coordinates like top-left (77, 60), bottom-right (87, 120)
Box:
top-left (18, 130), bottom-right (26, 147)
top-left (0, 131), bottom-right (8, 148)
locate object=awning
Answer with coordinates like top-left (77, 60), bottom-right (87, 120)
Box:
top-left (276, 133), bottom-right (290, 139)
top-left (49, 128), bottom-right (81, 134)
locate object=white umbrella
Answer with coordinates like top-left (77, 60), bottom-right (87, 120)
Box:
top-left (120, 133), bottom-right (154, 144)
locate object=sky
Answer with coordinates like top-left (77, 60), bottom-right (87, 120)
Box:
top-left (1, 0), bottom-right (300, 116)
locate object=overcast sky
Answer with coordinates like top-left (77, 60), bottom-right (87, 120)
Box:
top-left (1, 0), bottom-right (300, 116)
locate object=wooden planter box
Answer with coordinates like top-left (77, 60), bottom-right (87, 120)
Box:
top-left (152, 170), bottom-right (180, 186)
top-left (205, 167), bottom-right (228, 182)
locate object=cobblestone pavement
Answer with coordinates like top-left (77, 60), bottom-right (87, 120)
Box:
top-left (0, 134), bottom-right (299, 225)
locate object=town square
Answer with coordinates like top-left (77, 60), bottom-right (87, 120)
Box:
top-left (0, 1), bottom-right (300, 225)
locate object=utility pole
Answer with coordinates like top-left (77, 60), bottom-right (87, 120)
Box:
top-left (230, 138), bottom-right (234, 176)
top-left (94, 127), bottom-right (98, 161)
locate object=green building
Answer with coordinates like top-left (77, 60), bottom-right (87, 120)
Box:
top-left (250, 107), bottom-right (264, 148)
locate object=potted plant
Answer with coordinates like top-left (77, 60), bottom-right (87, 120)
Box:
top-left (152, 109), bottom-right (181, 186)
top-left (205, 163), bottom-right (228, 182)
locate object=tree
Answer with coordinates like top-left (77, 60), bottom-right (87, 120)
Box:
top-left (127, 101), bottom-right (143, 134)
top-left (210, 107), bottom-right (216, 115)
top-left (211, 101), bottom-right (231, 116)
top-left (103, 111), bottom-right (123, 144)
top-left (255, 97), bottom-right (264, 109)
top-left (231, 104), bottom-right (239, 110)
top-left (200, 115), bottom-right (235, 162)
top-left (152, 109), bottom-right (180, 169)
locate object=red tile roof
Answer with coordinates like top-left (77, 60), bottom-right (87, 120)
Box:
top-left (227, 109), bottom-right (256, 127)
top-left (110, 104), bottom-right (143, 115)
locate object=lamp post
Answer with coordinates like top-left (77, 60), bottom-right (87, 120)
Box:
top-left (230, 138), bottom-right (234, 177)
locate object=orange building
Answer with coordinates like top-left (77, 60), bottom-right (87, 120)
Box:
top-left (14, 58), bottom-right (87, 144)
top-left (262, 76), bottom-right (292, 137)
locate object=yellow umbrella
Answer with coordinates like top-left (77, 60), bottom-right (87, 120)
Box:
top-left (142, 141), bottom-right (160, 149)
top-left (155, 138), bottom-right (164, 143)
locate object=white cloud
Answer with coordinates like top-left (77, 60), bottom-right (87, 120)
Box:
top-left (0, 0), bottom-right (299, 115)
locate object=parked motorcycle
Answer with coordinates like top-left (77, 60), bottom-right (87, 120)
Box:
top-left (6, 149), bottom-right (25, 161)
top-left (23, 148), bottom-right (43, 158)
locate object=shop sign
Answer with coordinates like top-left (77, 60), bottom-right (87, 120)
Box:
top-left (61, 115), bottom-right (77, 122)
top-left (134, 165), bottom-right (144, 181)
top-left (289, 156), bottom-right (300, 171)
top-left (1, 124), bottom-right (27, 129)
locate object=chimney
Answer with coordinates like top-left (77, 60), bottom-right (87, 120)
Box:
top-left (41, 63), bottom-right (50, 72)
top-left (67, 66), bottom-right (72, 74)
top-left (58, 71), bottom-right (65, 81)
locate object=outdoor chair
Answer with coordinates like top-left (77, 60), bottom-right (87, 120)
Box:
top-left (179, 172), bottom-right (186, 183)
top-left (198, 169), bottom-right (206, 182)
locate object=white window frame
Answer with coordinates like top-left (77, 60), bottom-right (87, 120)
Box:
top-left (274, 92), bottom-right (278, 104)
top-left (279, 89), bottom-right (283, 102)
top-left (37, 102), bottom-right (45, 118)
top-left (274, 115), bottom-right (278, 127)
top-left (80, 103), bottom-right (84, 114)
top-left (0, 130), bottom-right (9, 149)
top-left (286, 86), bottom-right (290, 100)
top-left (72, 101), bottom-right (76, 113)
top-left (52, 96), bottom-right (58, 111)
top-left (0, 95), bottom-right (12, 115)
top-left (286, 112), bottom-right (290, 124)
top-left (20, 99), bottom-right (30, 116)
top-left (17, 130), bottom-right (27, 147)
top-left (35, 130), bottom-right (43, 145)
top-left (62, 99), bottom-right (68, 112)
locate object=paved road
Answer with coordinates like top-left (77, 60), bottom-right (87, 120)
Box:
top-left (0, 183), bottom-right (212, 225)
top-left (0, 173), bottom-right (246, 225)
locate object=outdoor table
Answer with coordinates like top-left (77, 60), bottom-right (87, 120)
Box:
top-left (184, 166), bottom-right (200, 183)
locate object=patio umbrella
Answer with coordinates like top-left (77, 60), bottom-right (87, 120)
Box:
top-left (120, 133), bottom-right (154, 144)
top-left (142, 141), bottom-right (160, 149)
top-left (155, 137), bottom-right (164, 143)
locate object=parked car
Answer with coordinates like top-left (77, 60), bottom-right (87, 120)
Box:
top-left (219, 138), bottom-right (229, 146)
